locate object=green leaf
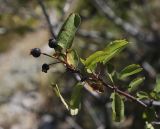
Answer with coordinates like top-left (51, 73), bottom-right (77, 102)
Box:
top-left (153, 75), bottom-right (160, 93)
top-left (107, 73), bottom-right (114, 84)
top-left (137, 91), bottom-right (149, 100)
top-left (128, 77), bottom-right (145, 92)
top-left (111, 92), bottom-right (124, 122)
top-left (84, 40), bottom-right (128, 71)
top-left (103, 40), bottom-right (128, 64)
top-left (70, 83), bottom-right (83, 115)
top-left (150, 91), bottom-right (160, 100)
top-left (57, 13), bottom-right (81, 50)
top-left (107, 63), bottom-right (116, 84)
top-left (119, 64), bottom-right (143, 80)
top-left (51, 84), bottom-right (69, 110)
top-left (80, 58), bottom-right (85, 64)
top-left (67, 49), bottom-right (79, 68)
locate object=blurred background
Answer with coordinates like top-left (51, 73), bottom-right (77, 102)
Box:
top-left (0, 0), bottom-right (160, 129)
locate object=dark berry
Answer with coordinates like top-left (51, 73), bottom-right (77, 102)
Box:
top-left (42, 63), bottom-right (50, 73)
top-left (48, 38), bottom-right (58, 48)
top-left (30, 48), bottom-right (41, 58)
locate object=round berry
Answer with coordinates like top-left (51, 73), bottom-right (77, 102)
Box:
top-left (30, 48), bottom-right (41, 58)
top-left (48, 38), bottom-right (58, 48)
top-left (42, 63), bottom-right (50, 73)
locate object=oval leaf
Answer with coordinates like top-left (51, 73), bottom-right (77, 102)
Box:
top-left (111, 92), bottom-right (124, 122)
top-left (153, 75), bottom-right (160, 93)
top-left (57, 13), bottom-right (81, 50)
top-left (84, 40), bottom-right (128, 71)
top-left (137, 91), bottom-right (149, 100)
top-left (119, 64), bottom-right (143, 80)
top-left (67, 49), bottom-right (79, 68)
top-left (70, 83), bottom-right (83, 115)
top-left (128, 77), bottom-right (145, 92)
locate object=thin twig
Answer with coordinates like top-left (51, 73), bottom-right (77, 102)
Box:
top-left (48, 62), bottom-right (61, 66)
top-left (143, 100), bottom-right (160, 107)
top-left (94, 74), bottom-right (148, 107)
top-left (151, 121), bottom-right (160, 125)
top-left (47, 53), bottom-right (148, 108)
top-left (37, 0), bottom-right (56, 39)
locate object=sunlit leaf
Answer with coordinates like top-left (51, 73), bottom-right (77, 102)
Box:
top-left (57, 13), bottom-right (81, 50)
top-left (70, 83), bottom-right (83, 115)
top-left (119, 64), bottom-right (143, 80)
top-left (80, 58), bottom-right (85, 64)
top-left (67, 49), bottom-right (79, 68)
top-left (137, 91), bottom-right (149, 100)
top-left (111, 92), bottom-right (124, 122)
top-left (153, 75), bottom-right (160, 93)
top-left (84, 40), bottom-right (128, 71)
top-left (128, 77), bottom-right (145, 92)
top-left (103, 40), bottom-right (128, 64)
top-left (107, 63), bottom-right (116, 84)
top-left (51, 84), bottom-right (69, 110)
top-left (150, 91), bottom-right (160, 100)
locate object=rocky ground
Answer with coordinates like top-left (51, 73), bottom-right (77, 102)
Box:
top-left (0, 29), bottom-right (53, 129)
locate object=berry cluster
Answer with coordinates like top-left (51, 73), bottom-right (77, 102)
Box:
top-left (30, 38), bottom-right (58, 73)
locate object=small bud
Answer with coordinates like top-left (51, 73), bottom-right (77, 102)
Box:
top-left (48, 38), bottom-right (58, 48)
top-left (30, 48), bottom-right (41, 58)
top-left (42, 63), bottom-right (50, 73)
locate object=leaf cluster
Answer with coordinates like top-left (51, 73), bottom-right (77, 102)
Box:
top-left (35, 13), bottom-right (159, 127)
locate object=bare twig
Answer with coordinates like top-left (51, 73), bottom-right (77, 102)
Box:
top-left (42, 51), bottom-right (148, 108)
top-left (143, 100), bottom-right (160, 107)
top-left (151, 121), bottom-right (160, 125)
top-left (95, 75), bottom-right (148, 107)
top-left (37, 0), bottom-right (56, 39)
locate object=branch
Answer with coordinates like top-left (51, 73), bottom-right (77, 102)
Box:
top-left (95, 75), bottom-right (148, 107)
top-left (151, 121), bottom-right (160, 125)
top-left (143, 100), bottom-right (160, 107)
top-left (41, 52), bottom-right (148, 108)
top-left (37, 0), bottom-right (56, 39)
